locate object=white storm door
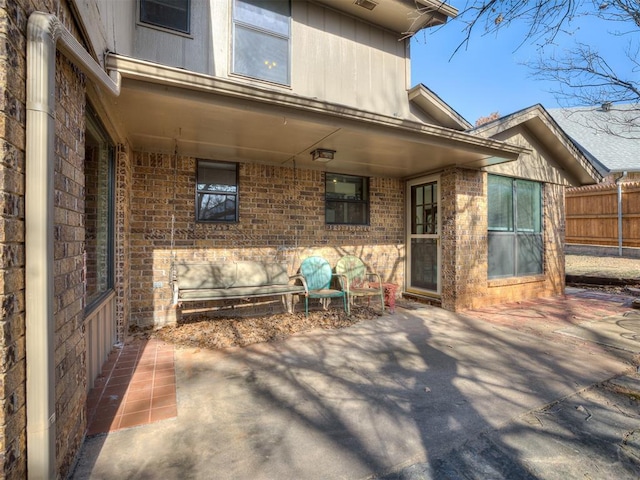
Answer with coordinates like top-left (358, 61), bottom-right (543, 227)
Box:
top-left (406, 176), bottom-right (441, 295)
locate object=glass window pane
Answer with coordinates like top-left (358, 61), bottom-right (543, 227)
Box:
top-left (410, 238), bottom-right (438, 290)
top-left (425, 205), bottom-right (437, 234)
top-left (234, 0), bottom-right (290, 36)
top-left (197, 194), bottom-right (237, 222)
top-left (326, 201), bottom-right (368, 224)
top-left (516, 180), bottom-right (541, 232)
top-left (198, 161), bottom-right (237, 193)
top-left (325, 173), bottom-right (369, 225)
top-left (517, 233), bottom-right (543, 275)
top-left (140, 0), bottom-right (190, 33)
top-left (488, 175), bottom-right (514, 231)
top-left (415, 206), bottom-right (423, 228)
top-left (488, 233), bottom-right (515, 278)
top-left (197, 161), bottom-right (238, 222)
top-left (233, 25), bottom-right (289, 84)
top-left (85, 109), bottom-right (114, 307)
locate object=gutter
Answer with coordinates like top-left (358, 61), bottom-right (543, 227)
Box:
top-left (26, 12), bottom-right (120, 479)
top-left (616, 171), bottom-right (628, 256)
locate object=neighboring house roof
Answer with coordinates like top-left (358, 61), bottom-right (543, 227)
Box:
top-left (469, 104), bottom-right (602, 186)
top-left (408, 84), bottom-right (472, 130)
top-left (548, 104), bottom-right (640, 175)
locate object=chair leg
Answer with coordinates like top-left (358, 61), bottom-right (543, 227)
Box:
top-left (305, 296), bottom-right (309, 317)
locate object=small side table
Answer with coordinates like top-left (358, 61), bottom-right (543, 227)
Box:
top-left (369, 283), bottom-right (398, 313)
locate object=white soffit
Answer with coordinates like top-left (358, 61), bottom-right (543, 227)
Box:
top-left (313, 0), bottom-right (456, 35)
top-left (106, 56), bottom-right (524, 178)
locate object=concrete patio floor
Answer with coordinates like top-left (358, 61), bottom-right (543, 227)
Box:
top-left (71, 289), bottom-right (640, 479)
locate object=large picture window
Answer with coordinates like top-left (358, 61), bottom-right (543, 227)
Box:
top-left (326, 173), bottom-right (369, 225)
top-left (197, 160), bottom-right (238, 222)
top-left (85, 107), bottom-right (115, 309)
top-left (140, 0), bottom-right (190, 34)
top-left (488, 175), bottom-right (543, 279)
top-left (232, 0), bottom-right (291, 85)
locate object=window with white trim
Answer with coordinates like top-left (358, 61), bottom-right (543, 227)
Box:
top-left (488, 175), bottom-right (543, 279)
top-left (232, 0), bottom-right (291, 85)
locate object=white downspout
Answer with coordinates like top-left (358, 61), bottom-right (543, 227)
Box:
top-left (616, 171), bottom-right (628, 257)
top-left (26, 12), bottom-right (120, 479)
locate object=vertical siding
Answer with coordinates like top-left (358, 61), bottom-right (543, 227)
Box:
top-left (294, 1), bottom-right (410, 117)
top-left (85, 293), bottom-right (117, 390)
top-left (129, 0), bottom-right (411, 119)
top-left (133, 0), bottom-right (214, 75)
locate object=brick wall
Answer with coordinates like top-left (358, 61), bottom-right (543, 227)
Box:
top-left (0, 1), bottom-right (29, 477)
top-left (130, 153), bottom-right (405, 326)
top-left (0, 1), bottom-right (91, 477)
top-left (115, 145), bottom-right (132, 340)
top-left (440, 168), bottom-right (488, 310)
top-left (53, 53), bottom-right (87, 476)
top-left (441, 170), bottom-right (565, 310)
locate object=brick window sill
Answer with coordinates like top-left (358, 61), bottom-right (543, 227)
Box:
top-left (488, 274), bottom-right (546, 288)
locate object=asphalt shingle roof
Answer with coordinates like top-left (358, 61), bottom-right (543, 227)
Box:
top-left (548, 104), bottom-right (640, 174)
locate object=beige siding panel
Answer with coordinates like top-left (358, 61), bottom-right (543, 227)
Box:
top-left (127, 0), bottom-right (411, 117)
top-left (485, 126), bottom-right (573, 186)
top-left (85, 293), bottom-right (117, 391)
top-left (293, 1), bottom-right (410, 117)
top-left (133, 0), bottom-right (213, 74)
top-left (96, 0), bottom-right (136, 57)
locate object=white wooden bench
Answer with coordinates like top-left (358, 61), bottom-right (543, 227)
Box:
top-left (172, 261), bottom-right (307, 313)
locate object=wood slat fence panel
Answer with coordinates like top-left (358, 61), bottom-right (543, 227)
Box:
top-left (566, 182), bottom-right (640, 247)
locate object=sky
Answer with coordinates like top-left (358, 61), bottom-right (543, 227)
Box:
top-left (410, 2), bottom-right (636, 125)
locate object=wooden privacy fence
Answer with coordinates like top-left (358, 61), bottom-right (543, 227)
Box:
top-left (566, 181), bottom-right (640, 247)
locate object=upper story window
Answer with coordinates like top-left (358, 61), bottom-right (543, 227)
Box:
top-left (326, 173), bottom-right (369, 225)
top-left (232, 0), bottom-right (291, 85)
top-left (140, 0), bottom-right (190, 34)
top-left (196, 160), bottom-right (239, 222)
top-left (488, 175), bottom-right (543, 279)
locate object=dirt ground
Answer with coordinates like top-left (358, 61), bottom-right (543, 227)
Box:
top-left (566, 254), bottom-right (640, 279)
top-left (145, 305), bottom-right (380, 351)
top-left (143, 255), bottom-right (640, 352)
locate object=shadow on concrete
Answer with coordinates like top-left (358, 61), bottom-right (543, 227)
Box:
top-left (71, 296), bottom-right (637, 479)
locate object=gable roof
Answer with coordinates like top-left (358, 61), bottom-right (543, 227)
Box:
top-left (548, 104), bottom-right (640, 174)
top-left (469, 104), bottom-right (602, 186)
top-left (408, 84), bottom-right (472, 130)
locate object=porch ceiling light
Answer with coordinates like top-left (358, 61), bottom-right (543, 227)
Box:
top-left (354, 0), bottom-right (378, 10)
top-left (311, 148), bottom-right (336, 163)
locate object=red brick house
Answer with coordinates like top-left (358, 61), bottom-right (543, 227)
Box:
top-left (0, 0), bottom-right (599, 477)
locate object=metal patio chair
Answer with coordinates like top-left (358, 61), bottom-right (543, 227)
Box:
top-left (299, 256), bottom-right (349, 316)
top-left (335, 255), bottom-right (384, 312)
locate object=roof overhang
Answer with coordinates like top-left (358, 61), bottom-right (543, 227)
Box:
top-left (471, 105), bottom-right (603, 186)
top-left (408, 84), bottom-right (472, 130)
top-left (313, 0), bottom-right (457, 35)
top-left (103, 55), bottom-right (525, 179)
